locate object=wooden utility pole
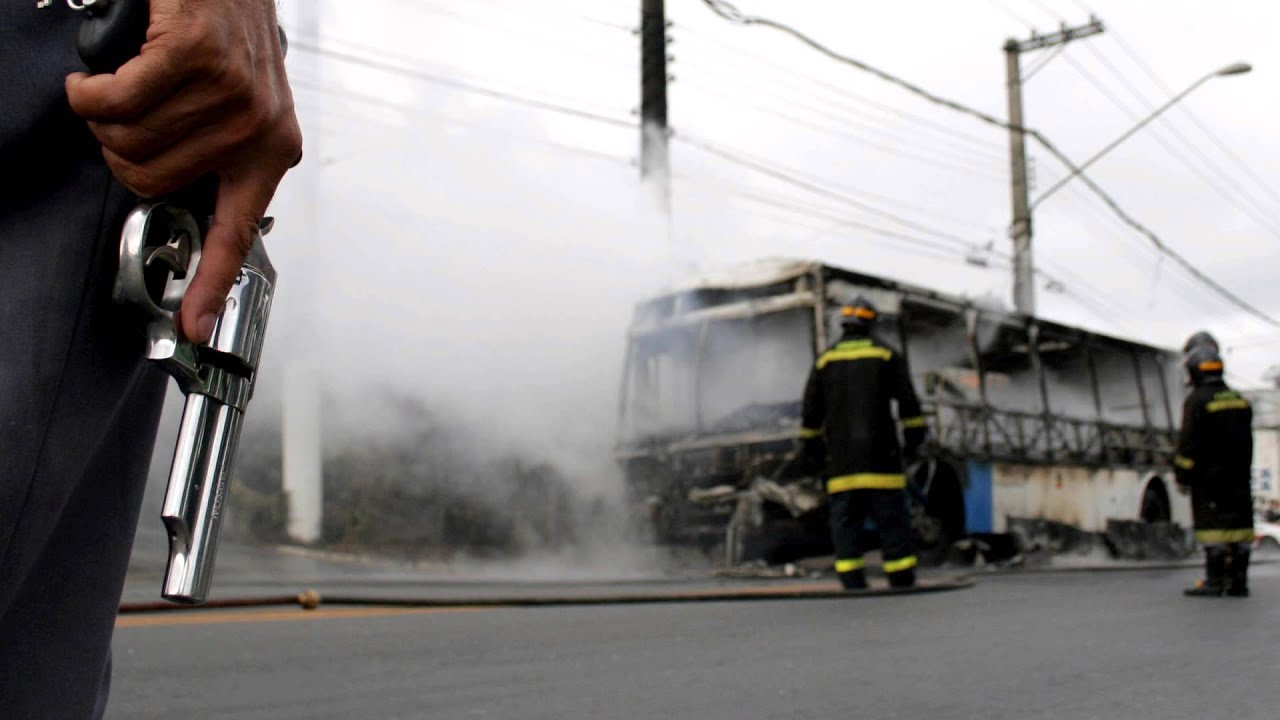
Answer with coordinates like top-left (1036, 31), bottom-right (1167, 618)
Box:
top-left (1004, 17), bottom-right (1104, 315)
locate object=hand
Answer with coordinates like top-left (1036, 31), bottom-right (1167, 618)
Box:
top-left (66, 0), bottom-right (302, 344)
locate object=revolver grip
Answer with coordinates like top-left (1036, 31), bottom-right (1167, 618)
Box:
top-left (160, 394), bottom-right (244, 604)
top-left (76, 0), bottom-right (149, 74)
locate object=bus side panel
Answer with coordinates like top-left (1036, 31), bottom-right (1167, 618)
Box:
top-left (963, 462), bottom-right (994, 533)
top-left (1167, 472), bottom-right (1193, 527)
top-left (993, 464), bottom-right (1136, 533)
top-left (1095, 468), bottom-right (1139, 529)
top-left (1254, 429), bottom-right (1279, 511)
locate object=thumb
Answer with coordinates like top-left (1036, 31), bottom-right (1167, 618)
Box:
top-left (177, 172), bottom-right (274, 344)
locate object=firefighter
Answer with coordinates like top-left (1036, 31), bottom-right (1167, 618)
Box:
top-left (1174, 345), bottom-right (1255, 597)
top-left (799, 296), bottom-right (927, 590)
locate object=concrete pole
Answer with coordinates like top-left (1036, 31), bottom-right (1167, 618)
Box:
top-left (1005, 39), bottom-right (1035, 316)
top-left (280, 0), bottom-right (323, 544)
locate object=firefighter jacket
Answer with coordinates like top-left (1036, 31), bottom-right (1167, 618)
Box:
top-left (1174, 381), bottom-right (1254, 543)
top-left (800, 329), bottom-right (926, 494)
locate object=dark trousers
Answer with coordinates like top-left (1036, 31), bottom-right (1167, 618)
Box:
top-left (829, 489), bottom-right (917, 585)
top-left (0, 160), bottom-right (166, 718)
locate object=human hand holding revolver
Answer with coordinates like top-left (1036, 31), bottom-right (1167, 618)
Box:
top-left (65, 0), bottom-right (302, 344)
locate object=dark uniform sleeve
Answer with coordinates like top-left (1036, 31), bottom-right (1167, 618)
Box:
top-left (797, 362), bottom-right (826, 473)
top-left (891, 351), bottom-right (927, 458)
top-left (1174, 394), bottom-right (1202, 488)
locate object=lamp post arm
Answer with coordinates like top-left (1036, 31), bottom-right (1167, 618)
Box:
top-left (1031, 72), bottom-right (1214, 208)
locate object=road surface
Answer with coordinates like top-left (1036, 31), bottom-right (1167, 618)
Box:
top-left (107, 560), bottom-right (1279, 719)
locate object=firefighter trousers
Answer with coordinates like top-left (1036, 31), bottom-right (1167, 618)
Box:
top-left (829, 488), bottom-right (917, 588)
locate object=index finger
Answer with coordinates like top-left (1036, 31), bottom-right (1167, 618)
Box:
top-left (66, 36), bottom-right (194, 122)
top-left (176, 169), bottom-right (278, 344)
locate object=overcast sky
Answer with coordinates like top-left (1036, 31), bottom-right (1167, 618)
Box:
top-left (259, 0), bottom-right (1280, 467)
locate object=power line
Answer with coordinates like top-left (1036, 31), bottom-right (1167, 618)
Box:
top-left (675, 133), bottom-right (990, 249)
top-left (290, 41), bottom-right (635, 131)
top-left (1104, 32), bottom-right (1280, 212)
top-left (987, 0), bottom-right (1038, 29)
top-left (675, 24), bottom-right (1008, 155)
top-left (696, 0), bottom-right (1280, 327)
top-left (680, 129), bottom-right (998, 235)
top-left (1028, 0), bottom-right (1068, 22)
top-left (1061, 48), bottom-right (1280, 240)
top-left (1045, 182), bottom-right (1264, 332)
top-left (291, 80), bottom-right (632, 168)
top-left (1022, 43), bottom-right (1067, 82)
top-left (676, 125), bottom-right (1002, 234)
top-left (463, 0), bottom-right (637, 33)
top-left (296, 29), bottom-right (634, 120)
top-left (385, 0), bottom-right (633, 70)
top-left (675, 78), bottom-right (1008, 182)
top-left (674, 174), bottom-right (989, 259)
top-left (676, 171), bottom-right (1122, 325)
top-left (675, 56), bottom-right (1009, 168)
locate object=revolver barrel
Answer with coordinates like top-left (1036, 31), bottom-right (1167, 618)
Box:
top-left (161, 394), bottom-right (243, 603)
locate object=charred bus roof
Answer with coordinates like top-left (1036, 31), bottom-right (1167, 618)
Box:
top-left (628, 257), bottom-right (1176, 358)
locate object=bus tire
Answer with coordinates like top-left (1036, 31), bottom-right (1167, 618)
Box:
top-left (1139, 477), bottom-right (1171, 524)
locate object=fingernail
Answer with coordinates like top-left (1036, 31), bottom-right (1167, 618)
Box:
top-left (197, 312), bottom-right (217, 342)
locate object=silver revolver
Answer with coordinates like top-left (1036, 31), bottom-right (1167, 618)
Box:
top-left (72, 0), bottom-right (279, 604)
top-left (114, 206), bottom-right (277, 603)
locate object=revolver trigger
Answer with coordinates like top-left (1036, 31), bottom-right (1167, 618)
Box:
top-left (145, 232), bottom-right (193, 280)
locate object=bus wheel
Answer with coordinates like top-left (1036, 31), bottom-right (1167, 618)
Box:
top-left (1139, 479), bottom-right (1171, 524)
top-left (915, 462), bottom-right (966, 564)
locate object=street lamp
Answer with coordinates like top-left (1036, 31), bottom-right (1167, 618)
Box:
top-left (1032, 61), bottom-right (1252, 207)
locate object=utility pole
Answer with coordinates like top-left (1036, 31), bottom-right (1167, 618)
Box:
top-left (1004, 17), bottom-right (1104, 315)
top-left (639, 0), bottom-right (672, 218)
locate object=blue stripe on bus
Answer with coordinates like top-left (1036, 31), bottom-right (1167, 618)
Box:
top-left (964, 462), bottom-right (994, 533)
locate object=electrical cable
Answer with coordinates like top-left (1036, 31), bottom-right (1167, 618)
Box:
top-left (1060, 50), bottom-right (1280, 240)
top-left (1022, 43), bottom-right (1067, 82)
top-left (290, 40), bottom-right (635, 131)
top-left (674, 133), bottom-right (990, 249)
top-left (986, 0), bottom-right (1038, 29)
top-left (674, 24), bottom-right (1007, 155)
top-left (712, 159), bottom-right (999, 234)
top-left (675, 78), bottom-right (1007, 182)
top-left (1106, 32), bottom-right (1280, 211)
top-left (385, 0), bottom-right (634, 71)
top-left (290, 28), bottom-right (632, 113)
top-left (696, 0), bottom-right (1280, 327)
top-left (673, 174), bottom-right (994, 261)
top-left (438, 0), bottom-right (638, 33)
top-left (291, 81), bottom-right (632, 168)
top-left (674, 56), bottom-right (1009, 168)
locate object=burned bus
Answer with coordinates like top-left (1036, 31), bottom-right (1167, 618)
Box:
top-left (615, 259), bottom-right (1193, 564)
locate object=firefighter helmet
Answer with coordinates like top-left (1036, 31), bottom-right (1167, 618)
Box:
top-left (1182, 330), bottom-right (1219, 355)
top-left (840, 295), bottom-right (878, 328)
top-left (1184, 344), bottom-right (1224, 386)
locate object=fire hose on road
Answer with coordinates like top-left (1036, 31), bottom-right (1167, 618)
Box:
top-left (117, 577), bottom-right (974, 614)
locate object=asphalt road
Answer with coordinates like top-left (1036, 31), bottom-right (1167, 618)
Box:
top-left (106, 563), bottom-right (1280, 720)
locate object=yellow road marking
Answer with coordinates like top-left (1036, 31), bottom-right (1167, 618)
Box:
top-left (116, 606), bottom-right (486, 629)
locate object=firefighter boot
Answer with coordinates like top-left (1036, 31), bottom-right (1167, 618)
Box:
top-left (1184, 545), bottom-right (1227, 597)
top-left (1226, 543), bottom-right (1250, 598)
top-left (838, 569), bottom-right (868, 591)
top-left (887, 567), bottom-right (916, 589)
